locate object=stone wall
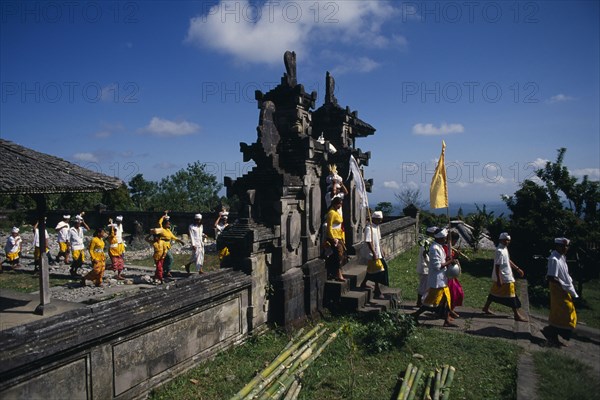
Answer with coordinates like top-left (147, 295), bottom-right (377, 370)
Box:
top-left (0, 269), bottom-right (252, 400)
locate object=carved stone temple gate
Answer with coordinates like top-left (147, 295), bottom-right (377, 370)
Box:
top-left (218, 51), bottom-right (376, 328)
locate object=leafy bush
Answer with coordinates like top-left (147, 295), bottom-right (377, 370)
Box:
top-left (355, 310), bottom-right (415, 353)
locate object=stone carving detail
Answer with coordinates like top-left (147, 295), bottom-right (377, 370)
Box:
top-left (219, 51), bottom-right (376, 327)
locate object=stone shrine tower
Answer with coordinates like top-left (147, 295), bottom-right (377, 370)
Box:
top-left (219, 51), bottom-right (376, 328)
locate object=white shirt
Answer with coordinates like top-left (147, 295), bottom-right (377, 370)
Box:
top-left (189, 223), bottom-right (204, 247)
top-left (69, 226), bottom-right (85, 251)
top-left (363, 222), bottom-right (382, 259)
top-left (547, 250), bottom-right (578, 298)
top-left (115, 223), bottom-right (124, 244)
top-left (493, 244), bottom-right (515, 284)
top-left (56, 221), bottom-right (70, 243)
top-left (5, 235), bottom-right (22, 254)
top-left (33, 229), bottom-right (49, 247)
top-left (427, 241), bottom-right (448, 289)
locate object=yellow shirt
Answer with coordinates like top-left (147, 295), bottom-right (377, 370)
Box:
top-left (152, 240), bottom-right (166, 261)
top-left (108, 226), bottom-right (120, 257)
top-left (158, 216), bottom-right (177, 250)
top-left (89, 236), bottom-right (106, 262)
top-left (326, 209), bottom-right (345, 241)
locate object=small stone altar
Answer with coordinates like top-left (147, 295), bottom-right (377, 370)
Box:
top-left (219, 51), bottom-right (376, 328)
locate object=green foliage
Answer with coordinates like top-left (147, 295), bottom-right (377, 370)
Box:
top-left (504, 148), bottom-right (600, 286)
top-left (128, 163), bottom-right (223, 212)
top-left (355, 310), bottom-right (415, 353)
top-left (101, 184), bottom-right (134, 210)
top-left (53, 192), bottom-right (103, 211)
top-left (375, 201), bottom-right (394, 216)
top-left (128, 173), bottom-right (159, 210)
top-left (465, 204), bottom-right (504, 252)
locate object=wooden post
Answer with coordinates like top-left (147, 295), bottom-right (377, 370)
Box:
top-left (33, 194), bottom-right (55, 315)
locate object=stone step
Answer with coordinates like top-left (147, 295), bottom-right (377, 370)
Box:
top-left (341, 263), bottom-right (367, 288)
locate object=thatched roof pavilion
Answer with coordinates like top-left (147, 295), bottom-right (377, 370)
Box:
top-left (0, 138), bottom-right (124, 314)
top-left (0, 139), bottom-right (123, 195)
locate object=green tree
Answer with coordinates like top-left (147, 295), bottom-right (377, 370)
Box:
top-left (504, 148), bottom-right (600, 289)
top-left (128, 173), bottom-right (158, 210)
top-left (155, 162), bottom-right (223, 212)
top-left (465, 204), bottom-right (496, 252)
top-left (375, 201), bottom-right (394, 216)
top-left (102, 184), bottom-right (134, 210)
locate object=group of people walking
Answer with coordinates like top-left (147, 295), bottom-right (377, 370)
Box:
top-left (2, 210), bottom-right (234, 288)
top-left (411, 225), bottom-right (579, 347)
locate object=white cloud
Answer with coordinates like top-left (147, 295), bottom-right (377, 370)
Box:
top-left (546, 94), bottom-right (576, 104)
top-left (140, 117), bottom-right (200, 137)
top-left (154, 162), bottom-right (179, 170)
top-left (412, 122), bottom-right (465, 136)
top-left (571, 168), bottom-right (600, 180)
top-left (530, 158), bottom-right (549, 170)
top-left (94, 130), bottom-right (112, 138)
top-left (73, 152), bottom-right (99, 162)
top-left (330, 56), bottom-right (380, 75)
top-left (383, 180), bottom-right (400, 190)
top-left (185, 0), bottom-right (400, 65)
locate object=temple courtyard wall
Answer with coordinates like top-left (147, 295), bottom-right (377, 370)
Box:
top-left (0, 217), bottom-right (415, 400)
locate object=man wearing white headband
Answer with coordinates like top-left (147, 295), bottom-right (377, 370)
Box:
top-left (359, 210), bottom-right (387, 299)
top-left (482, 232), bottom-right (528, 322)
top-left (542, 237), bottom-right (578, 347)
top-left (185, 213), bottom-right (206, 274)
top-left (3, 227), bottom-right (22, 270)
top-left (214, 207), bottom-right (230, 240)
top-left (55, 215), bottom-right (71, 264)
top-left (415, 226), bottom-right (437, 307)
top-left (412, 228), bottom-right (458, 327)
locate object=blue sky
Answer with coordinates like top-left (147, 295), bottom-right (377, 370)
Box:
top-left (1, 0), bottom-right (599, 208)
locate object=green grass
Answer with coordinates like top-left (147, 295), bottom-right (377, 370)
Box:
top-left (0, 269), bottom-right (76, 292)
top-left (387, 246), bottom-right (516, 314)
top-left (149, 320), bottom-right (520, 400)
top-left (533, 350), bottom-right (600, 400)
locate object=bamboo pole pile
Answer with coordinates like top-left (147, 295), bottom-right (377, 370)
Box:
top-left (230, 324), bottom-right (343, 400)
top-left (396, 364), bottom-right (456, 400)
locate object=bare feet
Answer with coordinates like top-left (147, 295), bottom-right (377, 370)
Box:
top-left (449, 310), bottom-right (460, 318)
top-left (482, 308), bottom-right (495, 315)
top-left (514, 316), bottom-right (528, 322)
top-left (443, 321), bottom-right (459, 327)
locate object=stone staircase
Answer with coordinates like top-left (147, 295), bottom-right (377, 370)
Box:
top-left (323, 259), bottom-right (402, 315)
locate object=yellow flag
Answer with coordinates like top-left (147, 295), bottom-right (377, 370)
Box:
top-left (430, 140), bottom-right (448, 209)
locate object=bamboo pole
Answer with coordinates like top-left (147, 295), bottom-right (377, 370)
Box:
top-left (282, 379), bottom-right (300, 400)
top-left (423, 371), bottom-right (434, 400)
top-left (397, 363), bottom-right (414, 400)
top-left (266, 326), bottom-right (343, 400)
top-left (245, 328), bottom-right (327, 399)
top-left (440, 365), bottom-right (449, 389)
top-left (289, 383), bottom-right (302, 400)
top-left (433, 368), bottom-right (442, 400)
top-left (440, 366), bottom-right (456, 400)
top-left (231, 324), bottom-right (322, 400)
top-left (407, 367), bottom-right (423, 400)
